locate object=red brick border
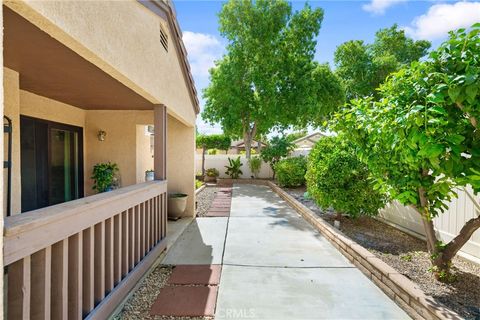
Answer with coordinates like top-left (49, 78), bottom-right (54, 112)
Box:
top-left (268, 181), bottom-right (463, 320)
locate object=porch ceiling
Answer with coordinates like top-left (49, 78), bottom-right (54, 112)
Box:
top-left (3, 7), bottom-right (154, 110)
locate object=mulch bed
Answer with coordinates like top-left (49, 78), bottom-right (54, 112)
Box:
top-left (285, 187), bottom-right (480, 320)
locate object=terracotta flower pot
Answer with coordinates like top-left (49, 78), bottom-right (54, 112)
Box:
top-left (168, 193), bottom-right (188, 218)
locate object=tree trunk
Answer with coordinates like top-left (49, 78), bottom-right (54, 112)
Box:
top-left (201, 146), bottom-right (206, 177)
top-left (417, 183), bottom-right (480, 281)
top-left (257, 140), bottom-right (262, 153)
top-left (242, 122), bottom-right (257, 159)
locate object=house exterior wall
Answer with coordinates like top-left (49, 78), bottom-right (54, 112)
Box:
top-left (3, 68), bottom-right (20, 215)
top-left (136, 125), bottom-right (154, 184)
top-left (84, 110), bottom-right (154, 196)
top-left (1, 71), bottom-right (162, 213)
top-left (5, 0), bottom-right (196, 127)
top-left (0, 8), bottom-right (5, 316)
top-left (167, 115), bottom-right (195, 217)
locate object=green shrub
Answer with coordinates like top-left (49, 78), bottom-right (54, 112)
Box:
top-left (207, 148), bottom-right (218, 155)
top-left (248, 156), bottom-right (262, 178)
top-left (275, 157), bottom-right (307, 187)
top-left (195, 179), bottom-right (204, 189)
top-left (306, 137), bottom-right (387, 217)
top-left (206, 168), bottom-right (219, 177)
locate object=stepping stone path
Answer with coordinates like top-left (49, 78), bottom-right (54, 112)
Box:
top-left (204, 187), bottom-right (232, 217)
top-left (150, 265), bottom-right (222, 317)
top-left (150, 186), bottom-right (232, 317)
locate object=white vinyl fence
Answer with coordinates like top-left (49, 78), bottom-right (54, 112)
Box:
top-left (379, 186), bottom-right (480, 262)
top-left (196, 154), bottom-right (274, 179)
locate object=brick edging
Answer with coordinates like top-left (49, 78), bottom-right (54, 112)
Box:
top-left (267, 181), bottom-right (463, 320)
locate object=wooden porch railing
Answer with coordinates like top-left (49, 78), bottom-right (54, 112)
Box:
top-left (4, 180), bottom-right (168, 320)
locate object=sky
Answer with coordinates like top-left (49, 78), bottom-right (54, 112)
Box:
top-left (173, 0), bottom-right (480, 134)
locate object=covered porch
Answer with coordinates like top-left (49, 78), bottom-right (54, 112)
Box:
top-left (3, 4), bottom-right (195, 319)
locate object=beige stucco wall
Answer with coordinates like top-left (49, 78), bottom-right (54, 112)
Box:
top-left (167, 115), bottom-right (195, 217)
top-left (0, 7), bottom-right (5, 317)
top-left (1, 73), bottom-right (162, 211)
top-left (85, 110), bottom-right (154, 195)
top-left (5, 0), bottom-right (196, 126)
top-left (136, 125), bottom-right (154, 184)
top-left (3, 68), bottom-right (21, 215)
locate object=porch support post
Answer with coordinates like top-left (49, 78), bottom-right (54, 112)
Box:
top-left (154, 104), bottom-right (167, 180)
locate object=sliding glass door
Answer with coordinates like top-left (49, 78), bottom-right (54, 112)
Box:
top-left (21, 116), bottom-right (84, 212)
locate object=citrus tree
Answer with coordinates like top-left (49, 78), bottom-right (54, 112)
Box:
top-left (332, 25), bottom-right (480, 281)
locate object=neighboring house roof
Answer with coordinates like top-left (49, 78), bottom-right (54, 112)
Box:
top-left (293, 132), bottom-right (325, 149)
top-left (231, 139), bottom-right (268, 148)
top-left (140, 0), bottom-right (200, 114)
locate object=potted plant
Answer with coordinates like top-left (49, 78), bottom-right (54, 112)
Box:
top-left (92, 162), bottom-right (120, 193)
top-left (145, 169), bottom-right (155, 182)
top-left (168, 193), bottom-right (188, 218)
top-left (205, 168), bottom-right (219, 183)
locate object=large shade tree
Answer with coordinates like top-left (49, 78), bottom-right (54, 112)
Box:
top-left (203, 0), bottom-right (344, 158)
top-left (334, 24), bottom-right (431, 100)
top-left (332, 25), bottom-right (480, 281)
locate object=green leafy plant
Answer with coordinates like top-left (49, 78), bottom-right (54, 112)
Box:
top-left (92, 162), bottom-right (119, 193)
top-left (208, 149), bottom-right (218, 155)
top-left (275, 157), bottom-right (307, 187)
top-left (195, 179), bottom-right (204, 189)
top-left (260, 136), bottom-right (295, 178)
top-left (331, 24), bottom-right (480, 280)
top-left (306, 137), bottom-right (387, 218)
top-left (248, 156), bottom-right (262, 178)
top-left (225, 156), bottom-right (243, 179)
top-left (206, 168), bottom-right (220, 177)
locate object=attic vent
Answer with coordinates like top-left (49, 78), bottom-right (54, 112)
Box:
top-left (160, 24), bottom-right (168, 51)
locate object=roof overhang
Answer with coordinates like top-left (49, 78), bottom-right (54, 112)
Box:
top-left (3, 6), bottom-right (155, 111)
top-left (139, 0), bottom-right (200, 114)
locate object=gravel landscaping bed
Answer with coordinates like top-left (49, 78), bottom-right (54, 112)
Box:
top-left (115, 265), bottom-right (213, 320)
top-left (196, 186), bottom-right (221, 217)
top-left (285, 187), bottom-right (480, 320)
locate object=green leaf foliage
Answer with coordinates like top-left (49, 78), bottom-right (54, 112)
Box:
top-left (331, 24), bottom-right (480, 219)
top-left (225, 156), bottom-right (243, 179)
top-left (275, 156), bottom-right (307, 188)
top-left (196, 134), bottom-right (231, 151)
top-left (334, 24), bottom-right (431, 100)
top-left (203, 0), bottom-right (345, 156)
top-left (306, 137), bottom-right (387, 217)
top-left (260, 136), bottom-right (295, 176)
top-left (92, 162), bottom-right (119, 193)
top-left (248, 156), bottom-right (262, 178)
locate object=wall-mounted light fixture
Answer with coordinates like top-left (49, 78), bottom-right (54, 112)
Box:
top-left (97, 130), bottom-right (107, 141)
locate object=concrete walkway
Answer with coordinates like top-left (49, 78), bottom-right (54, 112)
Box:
top-left (164, 184), bottom-right (410, 319)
